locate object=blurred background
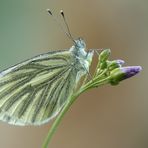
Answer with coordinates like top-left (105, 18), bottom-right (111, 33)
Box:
top-left (0, 0), bottom-right (147, 148)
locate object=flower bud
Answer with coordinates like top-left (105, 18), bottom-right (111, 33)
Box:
top-left (108, 59), bottom-right (125, 71)
top-left (109, 66), bottom-right (142, 85)
top-left (99, 49), bottom-right (111, 63)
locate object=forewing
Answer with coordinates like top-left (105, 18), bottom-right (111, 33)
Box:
top-left (0, 50), bottom-right (78, 125)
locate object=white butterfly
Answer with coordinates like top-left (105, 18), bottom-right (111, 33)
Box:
top-left (0, 10), bottom-right (94, 126)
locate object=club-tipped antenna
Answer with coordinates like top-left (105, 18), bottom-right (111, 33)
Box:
top-left (47, 9), bottom-right (76, 44)
top-left (60, 10), bottom-right (75, 41)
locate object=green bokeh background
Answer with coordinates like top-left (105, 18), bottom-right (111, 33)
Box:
top-left (0, 0), bottom-right (147, 148)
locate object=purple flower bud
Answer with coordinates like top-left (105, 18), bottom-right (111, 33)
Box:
top-left (121, 66), bottom-right (142, 79)
top-left (109, 66), bottom-right (142, 85)
top-left (107, 59), bottom-right (125, 71)
top-left (116, 59), bottom-right (125, 67)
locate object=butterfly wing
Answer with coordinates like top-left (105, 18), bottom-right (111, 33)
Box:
top-left (0, 49), bottom-right (79, 125)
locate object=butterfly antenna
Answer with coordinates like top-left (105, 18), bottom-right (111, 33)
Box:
top-left (47, 9), bottom-right (76, 44)
top-left (60, 10), bottom-right (76, 43)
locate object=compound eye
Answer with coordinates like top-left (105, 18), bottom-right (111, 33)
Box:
top-left (78, 37), bottom-right (83, 42)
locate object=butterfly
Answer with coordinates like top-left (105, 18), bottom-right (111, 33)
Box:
top-left (0, 10), bottom-right (94, 126)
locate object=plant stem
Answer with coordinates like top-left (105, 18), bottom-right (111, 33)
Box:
top-left (42, 78), bottom-right (108, 148)
top-left (42, 89), bottom-right (83, 148)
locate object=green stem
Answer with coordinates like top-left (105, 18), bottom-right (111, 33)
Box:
top-left (83, 76), bottom-right (110, 90)
top-left (42, 78), bottom-right (109, 148)
top-left (42, 89), bottom-right (83, 148)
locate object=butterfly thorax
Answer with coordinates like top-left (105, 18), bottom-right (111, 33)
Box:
top-left (70, 38), bottom-right (94, 74)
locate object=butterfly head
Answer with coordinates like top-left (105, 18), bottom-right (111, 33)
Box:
top-left (74, 37), bottom-right (86, 50)
top-left (72, 37), bottom-right (94, 62)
